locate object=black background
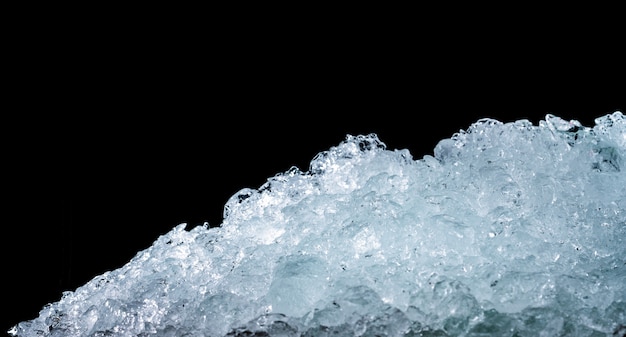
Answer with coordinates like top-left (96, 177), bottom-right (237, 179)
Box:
top-left (3, 6), bottom-right (624, 334)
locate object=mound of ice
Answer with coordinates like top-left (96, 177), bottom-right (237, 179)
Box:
top-left (9, 112), bottom-right (626, 337)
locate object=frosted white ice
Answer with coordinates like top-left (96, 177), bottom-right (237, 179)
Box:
top-left (9, 112), bottom-right (626, 337)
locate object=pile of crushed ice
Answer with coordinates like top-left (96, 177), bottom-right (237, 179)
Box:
top-left (10, 112), bottom-right (626, 337)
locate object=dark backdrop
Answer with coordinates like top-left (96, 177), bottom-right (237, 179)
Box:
top-left (4, 9), bottom-right (624, 334)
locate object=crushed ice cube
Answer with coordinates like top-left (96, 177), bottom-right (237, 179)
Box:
top-left (9, 112), bottom-right (626, 337)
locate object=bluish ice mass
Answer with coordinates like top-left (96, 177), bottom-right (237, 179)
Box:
top-left (10, 112), bottom-right (626, 337)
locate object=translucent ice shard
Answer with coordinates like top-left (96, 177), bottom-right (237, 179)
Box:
top-left (9, 112), bottom-right (626, 337)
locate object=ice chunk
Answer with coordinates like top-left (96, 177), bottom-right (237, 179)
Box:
top-left (9, 113), bottom-right (626, 337)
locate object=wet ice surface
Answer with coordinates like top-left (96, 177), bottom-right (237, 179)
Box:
top-left (10, 112), bottom-right (626, 337)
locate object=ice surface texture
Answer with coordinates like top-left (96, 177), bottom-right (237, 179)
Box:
top-left (9, 112), bottom-right (626, 337)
